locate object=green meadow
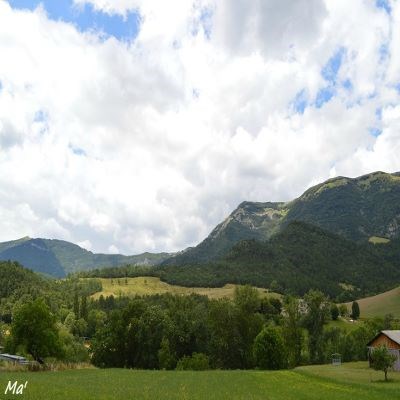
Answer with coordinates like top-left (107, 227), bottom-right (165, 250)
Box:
top-left (345, 286), bottom-right (400, 318)
top-left (90, 276), bottom-right (280, 300)
top-left (1, 362), bottom-right (399, 400)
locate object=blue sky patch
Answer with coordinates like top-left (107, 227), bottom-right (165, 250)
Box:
top-left (376, 0), bottom-right (391, 14)
top-left (369, 127), bottom-right (382, 137)
top-left (315, 87), bottom-right (335, 108)
top-left (34, 110), bottom-right (47, 123)
top-left (199, 7), bottom-right (213, 39)
top-left (322, 47), bottom-right (345, 84)
top-left (191, 6), bottom-right (213, 39)
top-left (379, 43), bottom-right (390, 63)
top-left (8, 0), bottom-right (140, 41)
top-left (292, 89), bottom-right (308, 114)
top-left (342, 79), bottom-right (352, 91)
top-left (69, 144), bottom-right (87, 156)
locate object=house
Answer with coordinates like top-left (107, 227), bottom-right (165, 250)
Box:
top-left (367, 330), bottom-right (400, 371)
top-left (0, 354), bottom-right (29, 365)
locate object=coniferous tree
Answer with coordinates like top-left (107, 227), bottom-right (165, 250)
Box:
top-left (80, 296), bottom-right (88, 320)
top-left (73, 292), bottom-right (79, 317)
top-left (331, 304), bottom-right (339, 321)
top-left (351, 301), bottom-right (360, 320)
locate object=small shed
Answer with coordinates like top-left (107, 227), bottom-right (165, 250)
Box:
top-left (367, 330), bottom-right (400, 371)
top-left (331, 353), bottom-right (341, 366)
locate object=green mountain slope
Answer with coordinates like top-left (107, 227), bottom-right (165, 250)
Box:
top-left (284, 171), bottom-right (400, 240)
top-left (157, 221), bottom-right (400, 299)
top-left (163, 171), bottom-right (400, 265)
top-left (0, 238), bottom-right (172, 278)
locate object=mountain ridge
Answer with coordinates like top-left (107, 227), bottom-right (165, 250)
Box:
top-left (163, 170), bottom-right (400, 265)
top-left (0, 237), bottom-right (172, 278)
top-left (1, 170), bottom-right (400, 277)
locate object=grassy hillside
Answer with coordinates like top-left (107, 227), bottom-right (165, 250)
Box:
top-left (0, 362), bottom-right (399, 400)
top-left (345, 286), bottom-right (400, 318)
top-left (90, 276), bottom-right (278, 300)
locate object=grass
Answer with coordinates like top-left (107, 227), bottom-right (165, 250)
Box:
top-left (326, 318), bottom-right (362, 332)
top-left (0, 362), bottom-right (399, 400)
top-left (345, 286), bottom-right (400, 318)
top-left (368, 236), bottom-right (390, 244)
top-left (90, 277), bottom-right (280, 300)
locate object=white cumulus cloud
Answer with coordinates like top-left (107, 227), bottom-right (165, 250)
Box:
top-left (0, 0), bottom-right (399, 254)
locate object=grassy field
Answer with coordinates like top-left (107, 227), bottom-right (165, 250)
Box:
top-left (326, 318), bottom-right (362, 332)
top-left (0, 362), bottom-right (399, 400)
top-left (345, 286), bottom-right (400, 318)
top-left (90, 276), bottom-right (280, 300)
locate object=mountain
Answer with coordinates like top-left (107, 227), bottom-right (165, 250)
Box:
top-left (0, 237), bottom-right (172, 278)
top-left (283, 171), bottom-right (400, 240)
top-left (156, 221), bottom-right (400, 300)
top-left (163, 171), bottom-right (400, 265)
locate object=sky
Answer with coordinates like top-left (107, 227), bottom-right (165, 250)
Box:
top-left (0, 0), bottom-right (399, 255)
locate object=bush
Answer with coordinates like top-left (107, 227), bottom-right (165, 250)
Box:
top-left (253, 326), bottom-right (287, 370)
top-left (176, 353), bottom-right (210, 370)
top-left (330, 304), bottom-right (339, 321)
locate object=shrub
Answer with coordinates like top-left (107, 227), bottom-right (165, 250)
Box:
top-left (176, 353), bottom-right (209, 370)
top-left (253, 326), bottom-right (287, 370)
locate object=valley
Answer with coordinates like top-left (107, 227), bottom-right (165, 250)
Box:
top-left (1, 171), bottom-right (400, 400)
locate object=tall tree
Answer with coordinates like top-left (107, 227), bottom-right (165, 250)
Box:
top-left (253, 326), bottom-right (287, 370)
top-left (234, 285), bottom-right (263, 368)
top-left (351, 301), bottom-right (360, 320)
top-left (10, 298), bottom-right (63, 362)
top-left (282, 296), bottom-right (303, 367)
top-left (303, 290), bottom-right (330, 364)
top-left (80, 296), bottom-right (88, 320)
top-left (73, 292), bottom-right (79, 317)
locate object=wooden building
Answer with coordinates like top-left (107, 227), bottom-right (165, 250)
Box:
top-left (367, 330), bottom-right (400, 371)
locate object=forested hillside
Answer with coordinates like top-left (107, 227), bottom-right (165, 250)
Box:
top-left (155, 222), bottom-right (400, 300)
top-left (0, 238), bottom-right (171, 277)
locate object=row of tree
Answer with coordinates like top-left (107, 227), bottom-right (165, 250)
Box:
top-left (0, 261), bottom-right (394, 371)
top-left (89, 288), bottom-right (387, 369)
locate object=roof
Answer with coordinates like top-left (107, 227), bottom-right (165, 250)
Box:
top-left (0, 353), bottom-right (27, 361)
top-left (367, 330), bottom-right (400, 346)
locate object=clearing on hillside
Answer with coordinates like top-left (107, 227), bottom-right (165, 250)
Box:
top-left (345, 286), bottom-right (400, 318)
top-left (369, 236), bottom-right (390, 244)
top-left (90, 276), bottom-right (280, 300)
